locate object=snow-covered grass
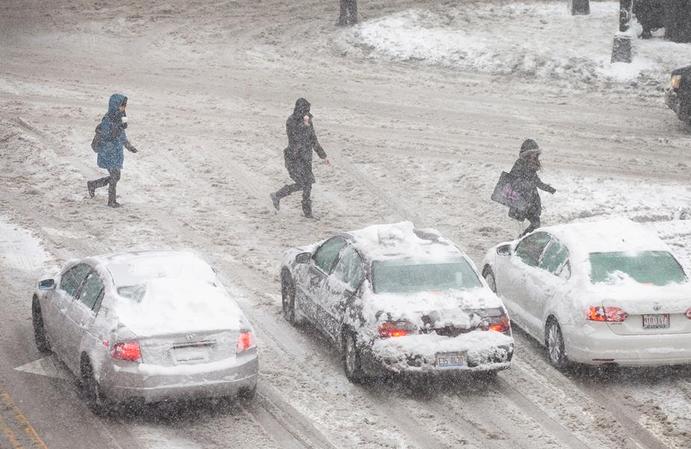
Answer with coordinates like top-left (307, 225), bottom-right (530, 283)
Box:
top-left (341, 1), bottom-right (690, 91)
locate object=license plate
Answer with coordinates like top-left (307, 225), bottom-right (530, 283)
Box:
top-left (173, 346), bottom-right (210, 364)
top-left (642, 314), bottom-right (670, 329)
top-left (436, 352), bottom-right (466, 368)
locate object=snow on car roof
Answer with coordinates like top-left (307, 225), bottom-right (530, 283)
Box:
top-left (541, 218), bottom-right (670, 258)
top-left (92, 250), bottom-right (216, 286)
top-left (347, 222), bottom-right (463, 262)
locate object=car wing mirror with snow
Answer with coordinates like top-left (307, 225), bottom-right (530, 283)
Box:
top-left (295, 252), bottom-right (312, 264)
top-left (38, 279), bottom-right (55, 290)
top-left (496, 244), bottom-right (512, 256)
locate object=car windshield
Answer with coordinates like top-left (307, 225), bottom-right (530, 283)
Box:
top-left (372, 258), bottom-right (482, 294)
top-left (589, 251), bottom-right (687, 286)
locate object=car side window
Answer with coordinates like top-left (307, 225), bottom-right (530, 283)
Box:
top-left (515, 232), bottom-right (551, 267)
top-left (313, 237), bottom-right (347, 274)
top-left (332, 246), bottom-right (365, 291)
top-left (59, 263), bottom-right (92, 297)
top-left (77, 271), bottom-right (105, 311)
top-left (539, 239), bottom-right (570, 277)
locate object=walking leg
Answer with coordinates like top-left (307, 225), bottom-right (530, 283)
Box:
top-left (349, 0), bottom-right (358, 24)
top-left (87, 175), bottom-right (110, 198)
top-left (271, 183), bottom-right (301, 211)
top-left (301, 183), bottom-right (313, 218)
top-left (107, 169), bottom-right (121, 207)
top-left (338, 0), bottom-right (347, 25)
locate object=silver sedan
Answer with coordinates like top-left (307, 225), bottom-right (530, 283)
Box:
top-left (31, 250), bottom-right (258, 414)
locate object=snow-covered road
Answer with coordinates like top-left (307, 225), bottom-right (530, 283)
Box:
top-left (1, 0), bottom-right (690, 448)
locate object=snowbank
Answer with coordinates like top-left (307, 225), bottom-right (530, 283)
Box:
top-left (340, 1), bottom-right (690, 90)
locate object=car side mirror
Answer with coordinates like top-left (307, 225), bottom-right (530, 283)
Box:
top-left (38, 279), bottom-right (56, 290)
top-left (295, 252), bottom-right (312, 264)
top-left (496, 244), bottom-right (512, 256)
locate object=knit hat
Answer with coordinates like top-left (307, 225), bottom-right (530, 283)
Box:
top-left (519, 139), bottom-right (541, 156)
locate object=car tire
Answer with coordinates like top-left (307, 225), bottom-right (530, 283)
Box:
top-left (483, 266), bottom-right (497, 293)
top-left (80, 357), bottom-right (110, 416)
top-left (545, 319), bottom-right (569, 370)
top-left (343, 331), bottom-right (366, 384)
top-left (32, 298), bottom-right (51, 354)
top-left (281, 272), bottom-right (298, 325)
top-left (238, 384), bottom-right (257, 402)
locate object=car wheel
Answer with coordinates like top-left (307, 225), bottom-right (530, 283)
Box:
top-left (32, 298), bottom-right (51, 354)
top-left (545, 319), bottom-right (569, 370)
top-left (80, 357), bottom-right (109, 416)
top-left (281, 273), bottom-right (298, 325)
top-left (483, 267), bottom-right (497, 293)
top-left (343, 331), bottom-right (365, 384)
top-left (238, 384), bottom-right (257, 402)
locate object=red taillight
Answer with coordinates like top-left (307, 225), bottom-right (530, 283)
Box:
top-left (488, 315), bottom-right (511, 333)
top-left (236, 331), bottom-right (255, 353)
top-left (686, 308), bottom-right (691, 320)
top-left (378, 321), bottom-right (416, 338)
top-left (587, 306), bottom-right (628, 322)
top-left (111, 341), bottom-right (142, 362)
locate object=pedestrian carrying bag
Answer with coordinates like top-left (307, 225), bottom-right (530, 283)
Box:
top-left (90, 124), bottom-right (102, 153)
top-left (491, 171), bottom-right (529, 212)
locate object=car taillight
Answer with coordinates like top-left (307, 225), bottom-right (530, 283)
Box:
top-left (686, 308), bottom-right (691, 320)
top-left (111, 341), bottom-right (142, 362)
top-left (378, 321), bottom-right (416, 338)
top-left (488, 315), bottom-right (511, 334)
top-left (671, 74), bottom-right (682, 90)
top-left (587, 306), bottom-right (628, 322)
top-left (236, 331), bottom-right (255, 353)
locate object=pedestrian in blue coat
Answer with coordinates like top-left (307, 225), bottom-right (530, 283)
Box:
top-left (87, 94), bottom-right (138, 207)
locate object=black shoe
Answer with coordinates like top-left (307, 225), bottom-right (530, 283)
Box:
top-left (302, 200), bottom-right (313, 218)
top-left (108, 202), bottom-right (121, 208)
top-left (87, 181), bottom-right (95, 198)
top-left (270, 193), bottom-right (280, 211)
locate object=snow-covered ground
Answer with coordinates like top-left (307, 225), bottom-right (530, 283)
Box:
top-left (339, 1), bottom-right (690, 92)
top-left (1, 0), bottom-right (691, 448)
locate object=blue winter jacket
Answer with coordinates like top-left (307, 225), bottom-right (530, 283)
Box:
top-left (96, 93), bottom-right (128, 170)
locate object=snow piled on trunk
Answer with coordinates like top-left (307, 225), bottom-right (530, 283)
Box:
top-left (341, 1), bottom-right (690, 90)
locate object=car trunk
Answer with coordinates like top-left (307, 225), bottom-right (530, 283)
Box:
top-left (137, 329), bottom-right (239, 366)
top-left (601, 286), bottom-right (691, 335)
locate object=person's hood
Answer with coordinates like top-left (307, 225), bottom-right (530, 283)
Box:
top-left (292, 97), bottom-right (311, 118)
top-left (108, 93), bottom-right (127, 116)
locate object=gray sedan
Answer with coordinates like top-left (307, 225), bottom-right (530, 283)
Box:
top-left (32, 250), bottom-right (258, 414)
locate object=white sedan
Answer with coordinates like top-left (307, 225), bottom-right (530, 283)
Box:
top-left (32, 250), bottom-right (258, 414)
top-left (481, 219), bottom-right (691, 369)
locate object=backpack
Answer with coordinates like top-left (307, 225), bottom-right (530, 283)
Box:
top-left (91, 123), bottom-right (102, 153)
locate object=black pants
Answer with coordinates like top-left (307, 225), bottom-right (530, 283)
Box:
top-left (276, 181), bottom-right (312, 214)
top-left (520, 214), bottom-right (541, 237)
top-left (91, 169), bottom-right (121, 204)
top-left (338, 0), bottom-right (358, 25)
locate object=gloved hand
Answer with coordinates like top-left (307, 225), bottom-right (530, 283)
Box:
top-left (547, 185), bottom-right (556, 194)
top-left (125, 142), bottom-right (138, 153)
top-left (128, 146), bottom-right (138, 153)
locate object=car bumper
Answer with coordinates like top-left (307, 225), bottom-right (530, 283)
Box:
top-left (366, 331), bottom-right (514, 375)
top-left (564, 323), bottom-right (691, 367)
top-left (101, 352), bottom-right (259, 403)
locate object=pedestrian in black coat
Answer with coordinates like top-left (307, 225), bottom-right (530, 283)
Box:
top-left (271, 98), bottom-right (329, 218)
top-left (338, 0), bottom-right (358, 26)
top-left (508, 139), bottom-right (556, 237)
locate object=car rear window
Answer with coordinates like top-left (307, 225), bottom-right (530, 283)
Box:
top-left (589, 251), bottom-right (687, 286)
top-left (372, 258), bottom-right (482, 294)
top-left (108, 254), bottom-right (216, 287)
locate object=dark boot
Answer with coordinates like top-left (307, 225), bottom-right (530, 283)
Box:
top-left (87, 181), bottom-right (95, 198)
top-left (270, 192), bottom-right (280, 211)
top-left (107, 169), bottom-right (121, 207)
top-left (302, 199), bottom-right (313, 218)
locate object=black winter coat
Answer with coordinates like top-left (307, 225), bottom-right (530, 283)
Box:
top-left (283, 99), bottom-right (327, 185)
top-left (508, 157), bottom-right (555, 219)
